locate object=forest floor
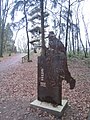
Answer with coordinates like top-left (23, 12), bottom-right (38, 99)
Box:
top-left (0, 53), bottom-right (90, 120)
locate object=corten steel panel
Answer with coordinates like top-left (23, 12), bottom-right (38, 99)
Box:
top-left (37, 54), bottom-right (63, 105)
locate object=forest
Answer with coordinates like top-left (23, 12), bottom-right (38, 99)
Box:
top-left (0, 0), bottom-right (90, 58)
top-left (0, 1), bottom-right (90, 119)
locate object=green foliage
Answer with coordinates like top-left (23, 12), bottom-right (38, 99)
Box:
top-left (0, 0), bottom-right (13, 57)
top-left (68, 51), bottom-right (75, 58)
top-left (67, 50), bottom-right (90, 60)
top-left (5, 23), bottom-right (13, 41)
top-left (3, 23), bottom-right (15, 53)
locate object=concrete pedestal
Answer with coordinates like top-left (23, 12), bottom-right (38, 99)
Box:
top-left (30, 99), bottom-right (68, 117)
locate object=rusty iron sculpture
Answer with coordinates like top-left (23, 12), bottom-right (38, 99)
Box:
top-left (38, 31), bottom-right (76, 105)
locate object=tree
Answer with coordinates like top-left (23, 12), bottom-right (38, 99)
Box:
top-left (48, 0), bottom-right (85, 54)
top-left (65, 0), bottom-right (70, 52)
top-left (4, 23), bottom-right (14, 53)
top-left (10, 0), bottom-right (86, 58)
top-left (82, 13), bottom-right (90, 57)
top-left (11, 0), bottom-right (38, 61)
top-left (0, 0), bottom-right (13, 57)
top-left (40, 0), bottom-right (45, 56)
top-left (23, 0), bottom-right (31, 61)
top-left (0, 0), bottom-right (1, 56)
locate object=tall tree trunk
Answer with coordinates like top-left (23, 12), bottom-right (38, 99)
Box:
top-left (40, 0), bottom-right (45, 56)
top-left (72, 24), bottom-right (75, 54)
top-left (0, 0), bottom-right (9, 57)
top-left (82, 14), bottom-right (90, 57)
top-left (24, 0), bottom-right (31, 62)
top-left (77, 30), bottom-right (79, 54)
top-left (0, 24), bottom-right (4, 56)
top-left (69, 28), bottom-right (72, 52)
top-left (59, 6), bottom-right (62, 40)
top-left (65, 0), bottom-right (70, 52)
top-left (76, 10), bottom-right (87, 57)
top-left (0, 0), bottom-right (2, 57)
top-left (76, 3), bottom-right (80, 55)
top-left (79, 31), bottom-right (87, 57)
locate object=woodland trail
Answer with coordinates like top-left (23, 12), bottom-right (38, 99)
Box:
top-left (0, 53), bottom-right (90, 120)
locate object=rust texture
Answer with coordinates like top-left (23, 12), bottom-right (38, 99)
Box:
top-left (38, 32), bottom-right (76, 105)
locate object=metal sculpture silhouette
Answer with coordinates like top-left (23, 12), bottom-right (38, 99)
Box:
top-left (38, 31), bottom-right (76, 105)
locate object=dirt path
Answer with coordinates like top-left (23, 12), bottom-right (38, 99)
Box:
top-left (0, 53), bottom-right (26, 72)
top-left (0, 54), bottom-right (90, 120)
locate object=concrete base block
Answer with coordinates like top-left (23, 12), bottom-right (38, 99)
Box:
top-left (30, 99), bottom-right (68, 117)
